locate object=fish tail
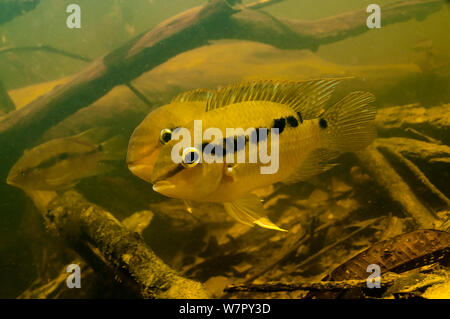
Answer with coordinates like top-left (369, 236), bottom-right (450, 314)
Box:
top-left (319, 91), bottom-right (377, 152)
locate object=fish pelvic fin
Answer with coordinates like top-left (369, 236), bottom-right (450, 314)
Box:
top-left (223, 194), bottom-right (287, 232)
top-left (319, 91), bottom-right (377, 152)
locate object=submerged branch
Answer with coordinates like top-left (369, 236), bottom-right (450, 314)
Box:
top-left (244, 0), bottom-right (285, 10)
top-left (0, 0), bottom-right (40, 26)
top-left (244, 218), bottom-right (344, 284)
top-left (19, 210), bottom-right (156, 299)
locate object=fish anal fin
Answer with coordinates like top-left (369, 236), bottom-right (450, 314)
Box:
top-left (284, 148), bottom-right (340, 184)
top-left (183, 200), bottom-right (194, 214)
top-left (223, 194), bottom-right (287, 232)
top-left (206, 78), bottom-right (347, 118)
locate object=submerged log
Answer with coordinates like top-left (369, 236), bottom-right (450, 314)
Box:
top-left (43, 190), bottom-right (209, 299)
top-left (376, 103), bottom-right (450, 145)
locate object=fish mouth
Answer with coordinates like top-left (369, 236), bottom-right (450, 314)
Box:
top-left (153, 180), bottom-right (175, 192)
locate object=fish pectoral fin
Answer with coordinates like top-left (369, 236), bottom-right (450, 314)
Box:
top-left (223, 194), bottom-right (287, 232)
top-left (283, 148), bottom-right (340, 184)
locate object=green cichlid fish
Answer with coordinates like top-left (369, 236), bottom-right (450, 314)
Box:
top-left (7, 128), bottom-right (127, 191)
top-left (146, 79), bottom-right (376, 231)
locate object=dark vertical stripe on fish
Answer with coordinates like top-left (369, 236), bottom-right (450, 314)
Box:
top-left (286, 116), bottom-right (299, 127)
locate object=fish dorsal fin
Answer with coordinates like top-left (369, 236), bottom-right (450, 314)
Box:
top-left (171, 88), bottom-right (216, 103)
top-left (206, 78), bottom-right (345, 118)
top-left (283, 148), bottom-right (340, 184)
top-left (223, 194), bottom-right (287, 232)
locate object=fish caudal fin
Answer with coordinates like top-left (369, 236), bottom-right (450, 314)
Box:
top-left (224, 194), bottom-right (287, 232)
top-left (319, 91), bottom-right (376, 152)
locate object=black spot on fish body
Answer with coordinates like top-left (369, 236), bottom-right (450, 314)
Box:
top-left (297, 112), bottom-right (303, 124)
top-left (319, 118), bottom-right (328, 129)
top-left (97, 144), bottom-right (103, 152)
top-left (286, 116), bottom-right (298, 127)
top-left (273, 118), bottom-right (286, 134)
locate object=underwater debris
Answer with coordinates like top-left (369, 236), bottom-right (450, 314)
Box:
top-left (1, 0), bottom-right (448, 300)
top-left (7, 128), bottom-right (126, 191)
top-left (356, 146), bottom-right (441, 229)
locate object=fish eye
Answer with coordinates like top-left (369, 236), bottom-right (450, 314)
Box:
top-left (159, 128), bottom-right (172, 144)
top-left (20, 171), bottom-right (26, 176)
top-left (181, 147), bottom-right (201, 168)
